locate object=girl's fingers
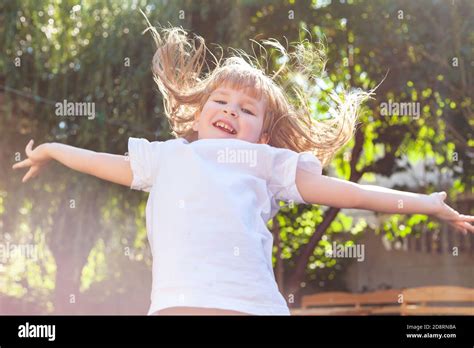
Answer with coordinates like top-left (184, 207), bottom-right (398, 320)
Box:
top-left (25, 139), bottom-right (34, 156)
top-left (452, 221), bottom-right (473, 235)
top-left (449, 221), bottom-right (467, 234)
top-left (459, 214), bottom-right (474, 222)
top-left (462, 221), bottom-right (474, 233)
top-left (22, 167), bottom-right (38, 183)
top-left (12, 158), bottom-right (32, 169)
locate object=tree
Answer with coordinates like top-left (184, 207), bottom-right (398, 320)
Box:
top-left (0, 0), bottom-right (472, 313)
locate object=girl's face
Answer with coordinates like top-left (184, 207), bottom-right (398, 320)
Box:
top-left (193, 86), bottom-right (269, 144)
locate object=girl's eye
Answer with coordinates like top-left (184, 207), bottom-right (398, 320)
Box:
top-left (242, 108), bottom-right (255, 115)
top-left (214, 100), bottom-right (255, 116)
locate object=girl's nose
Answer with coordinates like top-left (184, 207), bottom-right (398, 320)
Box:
top-left (223, 106), bottom-right (238, 117)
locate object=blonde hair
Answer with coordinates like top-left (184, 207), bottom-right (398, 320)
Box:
top-left (143, 22), bottom-right (373, 166)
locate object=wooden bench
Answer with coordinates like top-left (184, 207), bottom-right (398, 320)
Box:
top-left (401, 286), bottom-right (474, 315)
top-left (291, 289), bottom-right (401, 315)
top-left (291, 286), bottom-right (474, 316)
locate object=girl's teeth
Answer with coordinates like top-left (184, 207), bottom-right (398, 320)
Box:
top-left (215, 122), bottom-right (235, 134)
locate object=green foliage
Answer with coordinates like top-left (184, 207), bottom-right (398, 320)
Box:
top-left (1, 0), bottom-right (472, 312)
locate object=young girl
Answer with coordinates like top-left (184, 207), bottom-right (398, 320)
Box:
top-left (12, 27), bottom-right (474, 316)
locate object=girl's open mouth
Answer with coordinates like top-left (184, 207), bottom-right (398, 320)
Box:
top-left (213, 121), bottom-right (237, 135)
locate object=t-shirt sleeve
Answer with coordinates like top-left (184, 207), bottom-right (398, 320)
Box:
top-left (127, 137), bottom-right (163, 192)
top-left (267, 147), bottom-right (323, 204)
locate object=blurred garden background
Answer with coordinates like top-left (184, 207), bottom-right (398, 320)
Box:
top-left (0, 0), bottom-right (473, 314)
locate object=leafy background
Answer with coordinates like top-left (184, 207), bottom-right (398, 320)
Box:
top-left (0, 0), bottom-right (472, 314)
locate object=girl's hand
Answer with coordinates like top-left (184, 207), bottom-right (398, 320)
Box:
top-left (430, 191), bottom-right (474, 235)
top-left (12, 139), bottom-right (52, 182)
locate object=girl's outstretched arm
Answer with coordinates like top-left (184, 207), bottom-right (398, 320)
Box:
top-left (296, 168), bottom-right (474, 234)
top-left (12, 139), bottom-right (133, 187)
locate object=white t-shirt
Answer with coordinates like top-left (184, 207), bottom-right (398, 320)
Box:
top-left (128, 137), bottom-right (322, 315)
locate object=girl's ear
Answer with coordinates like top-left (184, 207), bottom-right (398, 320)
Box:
top-left (258, 132), bottom-right (269, 144)
top-left (192, 120), bottom-right (199, 132)
top-left (192, 112), bottom-right (200, 131)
